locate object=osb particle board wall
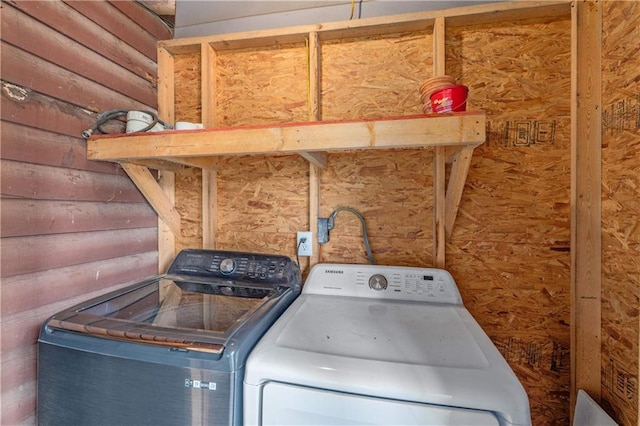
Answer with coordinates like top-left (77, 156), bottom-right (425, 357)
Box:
top-left (172, 17), bottom-right (571, 425)
top-left (601, 1), bottom-right (640, 425)
top-left (446, 18), bottom-right (572, 424)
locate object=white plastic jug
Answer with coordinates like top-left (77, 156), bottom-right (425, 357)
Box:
top-left (573, 390), bottom-right (617, 426)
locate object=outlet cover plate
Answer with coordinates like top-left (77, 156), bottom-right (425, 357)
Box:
top-left (297, 231), bottom-right (313, 256)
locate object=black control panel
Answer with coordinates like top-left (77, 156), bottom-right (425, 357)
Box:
top-left (166, 249), bottom-right (300, 287)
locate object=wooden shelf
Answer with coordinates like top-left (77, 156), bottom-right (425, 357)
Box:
top-left (87, 112), bottom-right (485, 269)
top-left (87, 113), bottom-right (485, 170)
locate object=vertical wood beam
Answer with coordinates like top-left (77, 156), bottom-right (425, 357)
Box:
top-left (300, 31), bottom-right (327, 173)
top-left (570, 0), bottom-right (602, 413)
top-left (201, 42), bottom-right (216, 128)
top-left (201, 42), bottom-right (217, 249)
top-left (157, 46), bottom-right (176, 272)
top-left (433, 17), bottom-right (446, 76)
top-left (307, 31), bottom-right (322, 270)
top-left (202, 170), bottom-right (217, 249)
top-left (157, 47), bottom-right (175, 128)
top-left (158, 171), bottom-right (176, 272)
top-left (433, 17), bottom-right (446, 268)
top-left (308, 32), bottom-right (321, 123)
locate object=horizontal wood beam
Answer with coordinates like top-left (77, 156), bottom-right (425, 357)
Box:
top-left (88, 113), bottom-right (485, 162)
top-left (159, 1), bottom-right (570, 54)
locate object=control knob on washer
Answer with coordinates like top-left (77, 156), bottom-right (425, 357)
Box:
top-left (219, 258), bottom-right (236, 275)
top-left (368, 274), bottom-right (388, 291)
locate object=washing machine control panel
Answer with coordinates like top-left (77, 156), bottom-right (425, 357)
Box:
top-left (167, 249), bottom-right (300, 286)
top-left (305, 264), bottom-right (463, 304)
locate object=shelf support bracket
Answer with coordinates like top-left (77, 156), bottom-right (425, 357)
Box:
top-left (445, 146), bottom-right (474, 237)
top-left (121, 163), bottom-right (181, 237)
top-left (299, 151), bottom-right (327, 169)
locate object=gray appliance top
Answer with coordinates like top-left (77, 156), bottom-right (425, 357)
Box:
top-left (45, 249), bottom-right (300, 356)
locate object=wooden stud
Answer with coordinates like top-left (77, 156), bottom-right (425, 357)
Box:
top-left (201, 42), bottom-right (216, 127)
top-left (308, 31), bottom-right (322, 269)
top-left (202, 170), bottom-right (217, 249)
top-left (157, 46), bottom-right (175, 126)
top-left (299, 32), bottom-right (327, 168)
top-left (201, 42), bottom-right (218, 249)
top-left (433, 17), bottom-right (446, 76)
top-left (308, 32), bottom-right (321, 123)
top-left (434, 146), bottom-right (446, 268)
top-left (433, 17), bottom-right (446, 267)
top-left (157, 46), bottom-right (177, 272)
top-left (309, 163), bottom-right (320, 269)
top-left (571, 0), bottom-right (602, 413)
top-left (158, 171), bottom-right (176, 274)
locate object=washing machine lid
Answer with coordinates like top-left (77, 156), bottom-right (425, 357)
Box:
top-left (47, 249), bottom-right (301, 355)
top-left (275, 295), bottom-right (488, 367)
top-left (245, 264), bottom-right (531, 426)
top-left (48, 277), bottom-right (281, 354)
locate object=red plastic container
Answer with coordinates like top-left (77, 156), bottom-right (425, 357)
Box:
top-left (430, 85), bottom-right (468, 113)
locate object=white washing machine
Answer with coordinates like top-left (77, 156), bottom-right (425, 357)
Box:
top-left (244, 263), bottom-right (531, 426)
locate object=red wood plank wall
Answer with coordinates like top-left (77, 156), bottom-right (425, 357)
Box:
top-left (0, 1), bottom-right (172, 423)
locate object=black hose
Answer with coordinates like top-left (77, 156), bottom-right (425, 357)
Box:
top-left (81, 109), bottom-right (161, 139)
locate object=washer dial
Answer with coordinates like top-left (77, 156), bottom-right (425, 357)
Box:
top-left (368, 274), bottom-right (388, 291)
top-left (219, 258), bottom-right (236, 275)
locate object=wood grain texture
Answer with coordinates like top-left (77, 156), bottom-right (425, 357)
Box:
top-left (1, 42), bottom-right (150, 113)
top-left (1, 228), bottom-right (157, 277)
top-left (1, 253), bottom-right (158, 317)
top-left (1, 83), bottom-right (94, 139)
top-left (64, 0), bottom-right (159, 60)
top-left (1, 199), bottom-right (156, 238)
top-left (0, 5), bottom-right (157, 107)
top-left (9, 0), bottom-right (156, 75)
top-left (321, 31), bottom-right (430, 120)
top-left (1, 121), bottom-right (117, 174)
top-left (109, 0), bottom-right (173, 41)
top-left (0, 2), bottom-right (164, 424)
top-left (87, 114), bottom-right (485, 161)
top-left (571, 0), bottom-right (603, 411)
top-left (1, 160), bottom-right (146, 203)
top-left (446, 16), bottom-right (572, 424)
top-left (600, 1), bottom-right (640, 425)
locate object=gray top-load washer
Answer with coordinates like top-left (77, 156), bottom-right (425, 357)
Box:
top-left (37, 249), bottom-right (301, 426)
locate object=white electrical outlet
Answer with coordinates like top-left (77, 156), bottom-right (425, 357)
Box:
top-left (297, 231), bottom-right (313, 256)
